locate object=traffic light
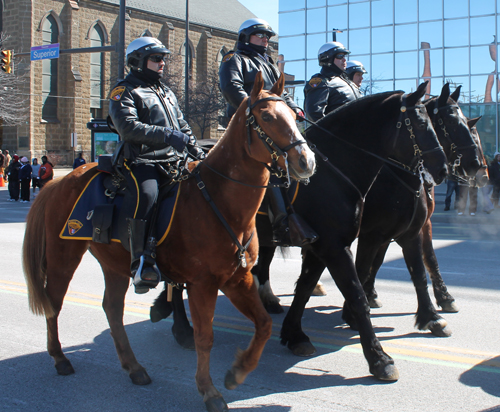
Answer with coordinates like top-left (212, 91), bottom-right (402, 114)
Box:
top-left (1, 50), bottom-right (13, 74)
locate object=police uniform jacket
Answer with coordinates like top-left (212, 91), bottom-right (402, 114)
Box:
top-left (108, 70), bottom-right (196, 162)
top-left (219, 44), bottom-right (300, 120)
top-left (304, 66), bottom-right (362, 123)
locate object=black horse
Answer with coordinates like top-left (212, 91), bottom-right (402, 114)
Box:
top-left (360, 115), bottom-right (487, 314)
top-left (253, 85), bottom-right (484, 343)
top-left (151, 82), bottom-right (448, 381)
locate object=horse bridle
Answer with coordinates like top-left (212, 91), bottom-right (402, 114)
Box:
top-left (431, 99), bottom-right (478, 182)
top-left (245, 95), bottom-right (308, 185)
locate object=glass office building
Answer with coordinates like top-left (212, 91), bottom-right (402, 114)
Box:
top-left (278, 0), bottom-right (500, 157)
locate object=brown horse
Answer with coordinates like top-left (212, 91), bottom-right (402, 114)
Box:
top-left (22, 72), bottom-right (316, 412)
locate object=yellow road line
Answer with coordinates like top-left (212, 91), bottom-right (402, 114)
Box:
top-left (2, 281), bottom-right (499, 372)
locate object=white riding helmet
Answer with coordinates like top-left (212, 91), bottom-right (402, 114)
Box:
top-left (126, 37), bottom-right (170, 71)
top-left (238, 18), bottom-right (276, 44)
top-left (318, 42), bottom-right (350, 66)
top-left (345, 60), bottom-right (368, 78)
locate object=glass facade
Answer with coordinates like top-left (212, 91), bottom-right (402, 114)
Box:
top-left (278, 0), bottom-right (499, 158)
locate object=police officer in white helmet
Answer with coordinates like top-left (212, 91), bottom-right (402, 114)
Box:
top-left (108, 36), bottom-right (205, 293)
top-left (304, 42), bottom-right (362, 122)
top-left (219, 18), bottom-right (317, 247)
top-left (345, 60), bottom-right (367, 89)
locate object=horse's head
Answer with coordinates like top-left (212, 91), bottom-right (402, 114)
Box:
top-left (392, 81), bottom-right (448, 185)
top-left (424, 84), bottom-right (482, 179)
top-left (245, 71), bottom-right (316, 180)
top-left (467, 117), bottom-right (489, 188)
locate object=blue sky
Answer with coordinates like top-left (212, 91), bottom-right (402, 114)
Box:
top-left (238, 0), bottom-right (279, 33)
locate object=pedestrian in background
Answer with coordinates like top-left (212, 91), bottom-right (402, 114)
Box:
top-left (444, 174), bottom-right (460, 211)
top-left (38, 155), bottom-right (54, 188)
top-left (31, 158), bottom-right (41, 194)
top-left (73, 152), bottom-right (86, 169)
top-left (7, 154), bottom-right (20, 201)
top-left (488, 151), bottom-right (500, 208)
top-left (3, 149), bottom-right (11, 183)
top-left (19, 157), bottom-right (32, 203)
top-left (0, 150), bottom-right (5, 185)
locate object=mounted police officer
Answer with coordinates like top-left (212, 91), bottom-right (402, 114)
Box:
top-left (304, 42), bottom-right (362, 123)
top-left (345, 60), bottom-right (367, 89)
top-left (219, 18), bottom-right (317, 247)
top-left (108, 36), bottom-right (205, 294)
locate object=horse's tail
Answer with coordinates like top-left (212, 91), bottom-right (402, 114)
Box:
top-left (22, 182), bottom-right (56, 318)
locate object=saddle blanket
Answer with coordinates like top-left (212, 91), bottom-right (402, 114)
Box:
top-left (59, 172), bottom-right (181, 246)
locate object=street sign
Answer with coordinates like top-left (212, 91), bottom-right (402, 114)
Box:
top-left (31, 43), bottom-right (60, 61)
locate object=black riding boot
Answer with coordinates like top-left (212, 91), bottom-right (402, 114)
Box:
top-left (127, 218), bottom-right (161, 294)
top-left (268, 187), bottom-right (318, 247)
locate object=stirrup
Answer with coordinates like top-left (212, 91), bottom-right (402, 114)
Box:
top-left (132, 256), bottom-right (160, 294)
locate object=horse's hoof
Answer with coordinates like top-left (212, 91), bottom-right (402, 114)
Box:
top-left (205, 396), bottom-right (229, 412)
top-left (224, 369), bottom-right (239, 390)
top-left (129, 369), bottom-right (152, 385)
top-left (368, 297), bottom-right (383, 308)
top-left (289, 341), bottom-right (317, 357)
top-left (370, 363), bottom-right (399, 381)
top-left (427, 319), bottom-right (452, 337)
top-left (439, 300), bottom-right (459, 313)
top-left (264, 302), bottom-right (284, 314)
top-left (172, 325), bottom-right (196, 350)
top-left (312, 283), bottom-right (327, 296)
top-left (55, 360), bottom-right (75, 376)
top-left (150, 304), bottom-right (172, 323)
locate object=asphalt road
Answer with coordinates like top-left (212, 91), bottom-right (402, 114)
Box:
top-left (1, 174), bottom-right (499, 412)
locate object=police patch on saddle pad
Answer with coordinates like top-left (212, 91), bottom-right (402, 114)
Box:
top-left (59, 172), bottom-right (181, 246)
top-left (308, 77), bottom-right (323, 88)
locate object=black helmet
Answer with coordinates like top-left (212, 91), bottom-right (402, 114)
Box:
top-left (238, 18), bottom-right (276, 44)
top-left (318, 42), bottom-right (350, 67)
top-left (126, 37), bottom-right (170, 72)
top-left (345, 60), bottom-right (367, 79)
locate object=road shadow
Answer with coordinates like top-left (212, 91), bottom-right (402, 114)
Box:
top-left (459, 356), bottom-right (500, 399)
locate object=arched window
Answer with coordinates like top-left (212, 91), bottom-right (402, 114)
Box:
top-left (180, 41), bottom-right (194, 78)
top-left (89, 24), bottom-right (105, 119)
top-left (41, 15), bottom-right (59, 119)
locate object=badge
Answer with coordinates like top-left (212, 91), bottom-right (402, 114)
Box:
top-left (222, 53), bottom-right (234, 63)
top-left (309, 77), bottom-right (322, 88)
top-left (67, 219), bottom-right (83, 235)
top-left (110, 86), bottom-right (126, 101)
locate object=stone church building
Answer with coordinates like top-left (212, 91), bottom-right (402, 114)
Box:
top-left (0, 0), bottom-right (280, 166)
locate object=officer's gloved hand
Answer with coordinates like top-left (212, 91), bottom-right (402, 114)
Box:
top-left (188, 143), bottom-right (206, 160)
top-left (295, 109), bottom-right (306, 122)
top-left (165, 129), bottom-right (190, 152)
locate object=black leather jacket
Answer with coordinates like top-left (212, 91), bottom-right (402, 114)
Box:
top-left (304, 66), bottom-right (362, 123)
top-left (219, 43), bottom-right (300, 120)
top-left (108, 70), bottom-right (202, 161)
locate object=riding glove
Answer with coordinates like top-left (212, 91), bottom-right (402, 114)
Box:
top-left (165, 129), bottom-right (190, 152)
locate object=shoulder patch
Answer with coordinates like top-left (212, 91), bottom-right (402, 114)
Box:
top-left (110, 86), bottom-right (126, 101)
top-left (222, 53), bottom-right (234, 63)
top-left (309, 77), bottom-right (323, 88)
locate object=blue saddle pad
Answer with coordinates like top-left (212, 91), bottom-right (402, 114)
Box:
top-left (59, 172), bottom-right (181, 246)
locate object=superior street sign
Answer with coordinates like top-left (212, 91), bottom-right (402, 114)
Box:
top-left (31, 43), bottom-right (60, 61)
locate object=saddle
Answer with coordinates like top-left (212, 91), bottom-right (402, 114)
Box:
top-left (59, 155), bottom-right (181, 250)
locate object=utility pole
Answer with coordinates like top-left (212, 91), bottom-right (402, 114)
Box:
top-left (185, 0), bottom-right (189, 120)
top-left (118, 0), bottom-right (126, 80)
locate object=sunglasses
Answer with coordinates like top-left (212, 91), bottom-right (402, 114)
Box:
top-left (254, 33), bottom-right (271, 40)
top-left (335, 54), bottom-right (347, 60)
top-left (148, 55), bottom-right (166, 63)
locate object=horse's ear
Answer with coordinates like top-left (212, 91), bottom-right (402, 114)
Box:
top-left (270, 72), bottom-right (285, 97)
top-left (407, 81), bottom-right (428, 106)
top-left (438, 83), bottom-right (451, 107)
top-left (251, 71), bottom-right (264, 102)
top-left (468, 116), bottom-right (482, 129)
top-left (450, 85), bottom-right (462, 103)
